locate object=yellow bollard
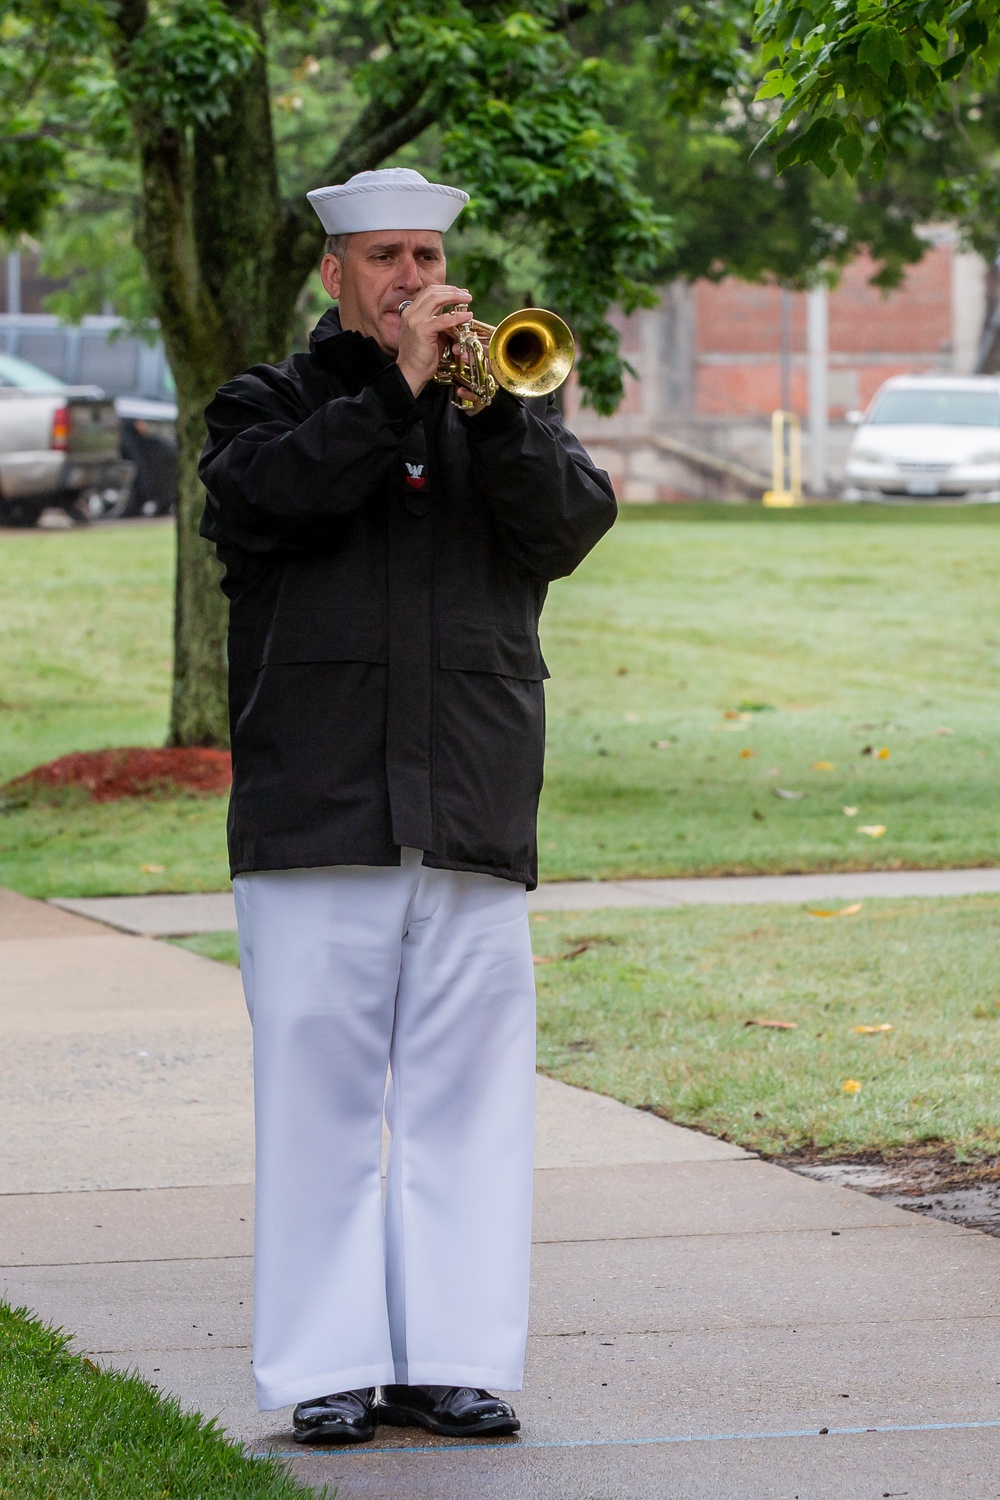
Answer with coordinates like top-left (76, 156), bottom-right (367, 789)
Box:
top-left (762, 409), bottom-right (802, 507)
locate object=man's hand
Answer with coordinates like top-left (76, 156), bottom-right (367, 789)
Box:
top-left (397, 285), bottom-right (473, 397)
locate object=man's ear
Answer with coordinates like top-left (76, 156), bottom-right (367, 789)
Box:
top-left (320, 254), bottom-right (342, 300)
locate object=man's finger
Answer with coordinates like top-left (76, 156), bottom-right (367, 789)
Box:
top-left (407, 284), bottom-right (471, 311)
top-left (433, 310), bottom-right (473, 326)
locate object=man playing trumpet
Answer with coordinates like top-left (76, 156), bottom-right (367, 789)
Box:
top-left (199, 167), bottom-right (616, 1444)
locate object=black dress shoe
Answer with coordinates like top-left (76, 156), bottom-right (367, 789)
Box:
top-left (378, 1384), bottom-right (520, 1437)
top-left (292, 1388), bottom-right (377, 1444)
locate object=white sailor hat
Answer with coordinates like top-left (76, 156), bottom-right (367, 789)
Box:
top-left (307, 168), bottom-right (469, 235)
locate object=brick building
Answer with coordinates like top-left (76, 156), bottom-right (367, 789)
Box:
top-left (565, 229), bottom-right (989, 501)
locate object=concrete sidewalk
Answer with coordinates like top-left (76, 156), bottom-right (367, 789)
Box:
top-left (2, 887), bottom-right (999, 1496)
top-left (50, 863), bottom-right (1000, 935)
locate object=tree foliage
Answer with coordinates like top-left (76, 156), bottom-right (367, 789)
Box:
top-left (0, 0), bottom-right (670, 413)
top-left (753, 0), bottom-right (1000, 176)
top-left (577, 0), bottom-right (944, 291)
top-left (604, 0), bottom-right (1000, 283)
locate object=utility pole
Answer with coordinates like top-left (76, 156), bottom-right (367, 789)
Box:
top-left (807, 285), bottom-right (828, 496)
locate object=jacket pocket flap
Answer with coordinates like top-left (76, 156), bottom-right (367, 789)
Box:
top-left (439, 624), bottom-right (549, 680)
top-left (262, 610), bottom-right (388, 665)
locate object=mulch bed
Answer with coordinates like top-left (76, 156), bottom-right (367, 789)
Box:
top-left (776, 1148), bottom-right (1000, 1237)
top-left (5, 747), bottom-right (232, 802)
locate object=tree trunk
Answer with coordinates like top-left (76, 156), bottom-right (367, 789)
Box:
top-left (113, 2), bottom-right (433, 747)
top-left (170, 388), bottom-right (229, 746)
top-left (124, 0), bottom-right (298, 747)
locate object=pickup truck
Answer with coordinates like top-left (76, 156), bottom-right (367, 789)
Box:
top-left (0, 350), bottom-right (135, 526)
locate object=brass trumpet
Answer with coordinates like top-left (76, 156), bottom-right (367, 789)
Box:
top-left (398, 301), bottom-right (575, 415)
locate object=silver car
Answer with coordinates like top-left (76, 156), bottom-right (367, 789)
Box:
top-left (844, 375), bottom-right (1000, 502)
top-left (0, 351), bottom-right (134, 525)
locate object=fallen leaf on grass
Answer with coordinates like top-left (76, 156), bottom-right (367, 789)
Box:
top-left (875, 747), bottom-right (891, 760)
top-left (842, 1079), bottom-right (862, 1094)
top-left (141, 863), bottom-right (165, 873)
top-left (858, 824), bottom-right (886, 838)
top-left (739, 748), bottom-right (755, 758)
top-left (807, 903), bottom-right (863, 919)
top-left (934, 726), bottom-right (953, 736)
top-left (812, 760), bottom-right (835, 771)
top-left (842, 806), bottom-right (858, 817)
top-left (773, 787), bottom-right (805, 800)
top-left (854, 1023), bottom-right (893, 1034)
top-left (652, 739), bottom-right (675, 750)
top-left (745, 1018), bottom-right (797, 1030)
top-left (533, 943), bottom-right (590, 966)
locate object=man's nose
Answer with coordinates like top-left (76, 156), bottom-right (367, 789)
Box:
top-left (396, 254), bottom-right (422, 290)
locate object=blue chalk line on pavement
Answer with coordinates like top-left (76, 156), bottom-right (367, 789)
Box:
top-left (252, 1415), bottom-right (1000, 1459)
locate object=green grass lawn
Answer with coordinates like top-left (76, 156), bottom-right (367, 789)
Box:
top-left (0, 522), bottom-right (174, 778)
top-left (1, 504), bottom-right (999, 896)
top-left (0, 1302), bottom-right (322, 1500)
top-left (174, 892), bottom-right (1000, 1158)
top-left (0, 523), bottom-right (230, 896)
top-left (538, 503), bottom-right (1000, 878)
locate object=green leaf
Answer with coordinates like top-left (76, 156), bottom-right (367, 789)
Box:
top-left (836, 130), bottom-right (864, 175)
top-left (939, 49), bottom-right (968, 79)
top-left (886, 58), bottom-right (909, 100)
top-left (775, 137), bottom-right (804, 172)
top-left (857, 23), bottom-right (908, 82)
top-left (756, 70), bottom-right (791, 100)
top-left (869, 135), bottom-right (887, 179)
top-left (963, 17), bottom-right (989, 50)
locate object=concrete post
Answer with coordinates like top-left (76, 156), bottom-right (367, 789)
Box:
top-left (780, 288), bottom-right (792, 413)
top-left (6, 251), bottom-right (21, 315)
top-left (807, 285), bottom-right (828, 495)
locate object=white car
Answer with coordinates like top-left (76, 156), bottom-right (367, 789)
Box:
top-left (844, 375), bottom-right (1000, 502)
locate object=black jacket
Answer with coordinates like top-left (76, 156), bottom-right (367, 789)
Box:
top-left (199, 308), bottom-right (616, 888)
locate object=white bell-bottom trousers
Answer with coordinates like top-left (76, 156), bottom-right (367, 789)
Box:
top-left (233, 849), bottom-right (537, 1411)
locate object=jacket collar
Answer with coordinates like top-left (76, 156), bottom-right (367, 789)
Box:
top-left (309, 306), bottom-right (394, 392)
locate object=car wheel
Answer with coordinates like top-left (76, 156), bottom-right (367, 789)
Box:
top-left (0, 496), bottom-right (45, 527)
top-left (70, 487), bottom-right (132, 522)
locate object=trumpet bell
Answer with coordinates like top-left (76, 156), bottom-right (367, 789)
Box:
top-left (487, 309), bottom-right (575, 400)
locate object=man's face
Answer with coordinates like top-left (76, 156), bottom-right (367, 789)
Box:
top-left (321, 230), bottom-right (447, 353)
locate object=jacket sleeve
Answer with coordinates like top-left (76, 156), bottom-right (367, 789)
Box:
top-left (199, 360), bottom-right (421, 543)
top-left (463, 389), bottom-right (617, 580)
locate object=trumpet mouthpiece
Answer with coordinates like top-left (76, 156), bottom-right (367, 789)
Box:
top-left (397, 300), bottom-right (412, 314)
